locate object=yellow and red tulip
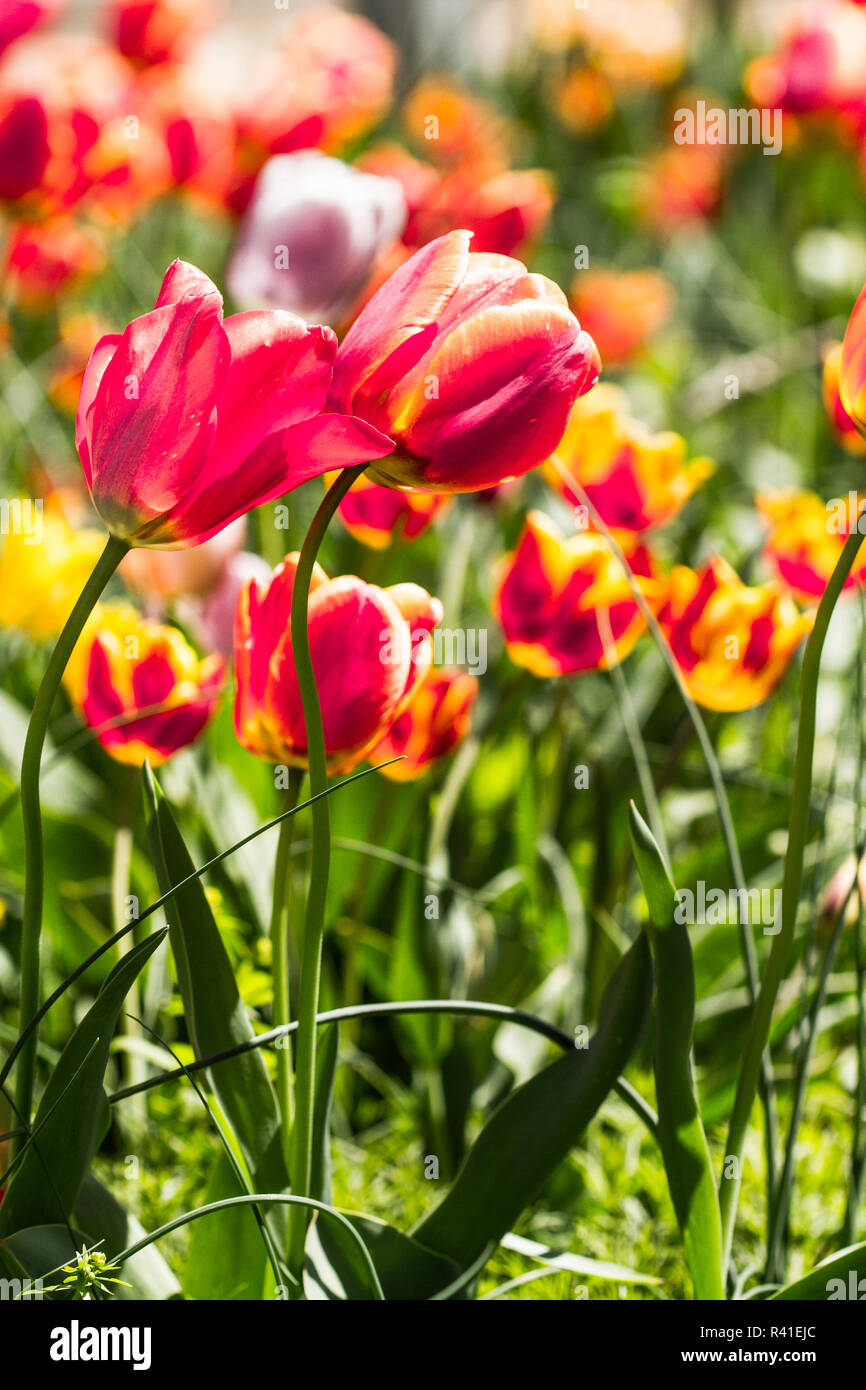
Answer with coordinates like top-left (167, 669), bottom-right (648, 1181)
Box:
top-left (758, 490), bottom-right (866, 603)
top-left (328, 229), bottom-right (600, 492)
top-left (75, 259), bottom-right (393, 547)
top-left (234, 556), bottom-right (443, 774)
top-left (371, 667), bottom-right (479, 781)
top-left (64, 601), bottom-right (224, 765)
top-left (546, 384), bottom-right (713, 534)
top-left (331, 471), bottom-right (450, 550)
top-left (659, 556), bottom-right (813, 712)
top-left (823, 341), bottom-right (866, 455)
top-left (494, 510), bottom-right (662, 677)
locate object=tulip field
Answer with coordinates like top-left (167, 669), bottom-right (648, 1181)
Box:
top-left (3, 0), bottom-right (866, 1331)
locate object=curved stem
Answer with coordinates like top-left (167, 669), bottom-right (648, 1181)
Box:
top-left (12, 533), bottom-right (128, 1152)
top-left (719, 528), bottom-right (863, 1267)
top-left (271, 768), bottom-right (303, 1163)
top-left (286, 464), bottom-right (366, 1281)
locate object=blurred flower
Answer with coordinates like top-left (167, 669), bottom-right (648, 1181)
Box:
top-left (820, 854), bottom-right (866, 930)
top-left (360, 122), bottom-right (554, 260)
top-left (532, 0), bottom-right (688, 89)
top-left (569, 267), bottom-right (674, 367)
top-left (823, 340), bottom-right (866, 455)
top-left (233, 555), bottom-right (442, 774)
top-left (135, 65), bottom-right (236, 207)
top-left (48, 312), bottom-right (113, 415)
top-left (371, 667), bottom-right (478, 781)
top-left (228, 152), bottom-right (406, 325)
top-left (839, 279), bottom-right (866, 439)
top-left (331, 471), bottom-right (450, 550)
top-left (76, 259), bottom-right (393, 547)
top-left (0, 499), bottom-right (105, 639)
top-left (1, 216), bottom-right (105, 309)
top-left (546, 384), bottom-right (713, 533)
top-left (0, 1), bottom-right (61, 57)
top-left (231, 7), bottom-right (396, 211)
top-left (329, 230), bottom-right (600, 492)
top-left (401, 77), bottom-right (516, 170)
top-left (551, 65), bottom-right (615, 136)
top-left (64, 601), bottom-right (224, 766)
top-left (659, 556), bottom-right (813, 712)
top-left (0, 91), bottom-right (49, 202)
top-left (757, 490), bottom-right (866, 603)
top-left (494, 510), bottom-right (662, 677)
top-left (106, 0), bottom-right (209, 67)
top-left (121, 517), bottom-right (247, 601)
top-left (634, 143), bottom-right (725, 234)
top-left (744, 1), bottom-right (866, 132)
top-left (195, 549), bottom-right (271, 657)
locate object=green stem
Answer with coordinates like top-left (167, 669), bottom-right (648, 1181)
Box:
top-left (271, 768), bottom-right (303, 1165)
top-left (719, 528), bottom-right (863, 1268)
top-left (286, 463), bottom-right (366, 1284)
top-left (12, 533), bottom-right (128, 1153)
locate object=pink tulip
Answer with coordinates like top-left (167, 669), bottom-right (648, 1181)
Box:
top-left (327, 229), bottom-right (600, 492)
top-left (75, 259), bottom-right (394, 547)
top-left (227, 151), bottom-right (407, 327)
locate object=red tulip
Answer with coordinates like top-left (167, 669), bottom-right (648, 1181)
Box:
top-left (0, 1), bottom-right (61, 59)
top-left (328, 230), bottom-right (600, 492)
top-left (0, 93), bottom-right (49, 202)
top-left (107, 0), bottom-right (207, 67)
top-left (234, 555), bottom-right (443, 774)
top-left (75, 260), bottom-right (394, 547)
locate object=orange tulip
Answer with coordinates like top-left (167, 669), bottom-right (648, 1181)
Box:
top-left (371, 668), bottom-right (478, 781)
top-left (758, 490), bottom-right (866, 603)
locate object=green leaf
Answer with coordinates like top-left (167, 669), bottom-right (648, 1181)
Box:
top-left (771, 1241), bottom-right (866, 1300)
top-left (310, 1023), bottom-right (338, 1205)
top-left (0, 1224), bottom-right (84, 1298)
top-left (183, 1153), bottom-right (272, 1301)
top-left (410, 930), bottom-right (652, 1277)
top-left (142, 764), bottom-right (285, 1191)
top-left (0, 932), bottom-right (165, 1234)
top-left (304, 1215), bottom-right (386, 1301)
top-left (629, 803), bottom-right (724, 1302)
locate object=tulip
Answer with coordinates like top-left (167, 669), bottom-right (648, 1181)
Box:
top-left (546, 384), bottom-right (713, 533)
top-left (121, 517), bottom-right (247, 601)
top-left (75, 259), bottom-right (394, 547)
top-left (823, 341), bottom-right (866, 455)
top-left (494, 510), bottom-right (662, 677)
top-left (227, 152), bottom-right (407, 326)
top-left (106, 0), bottom-right (208, 67)
top-left (569, 268), bottom-right (674, 367)
top-left (401, 78), bottom-right (515, 171)
top-left (234, 555), bottom-right (442, 774)
top-left (757, 490), bottom-right (866, 603)
top-left (371, 668), bottom-right (478, 780)
top-left (659, 556), bottom-right (813, 712)
top-left (331, 471), bottom-right (450, 549)
top-left (64, 601), bottom-right (224, 766)
top-left (533, 0), bottom-right (687, 89)
top-left (0, 1), bottom-right (61, 59)
top-left (820, 854), bottom-right (866, 930)
top-left (0, 93), bottom-right (49, 202)
top-left (744, 1), bottom-right (866, 123)
top-left (634, 143), bottom-right (724, 234)
top-left (328, 230), bottom-right (600, 492)
top-left (839, 284), bottom-right (866, 440)
top-left (0, 501), bottom-right (105, 640)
